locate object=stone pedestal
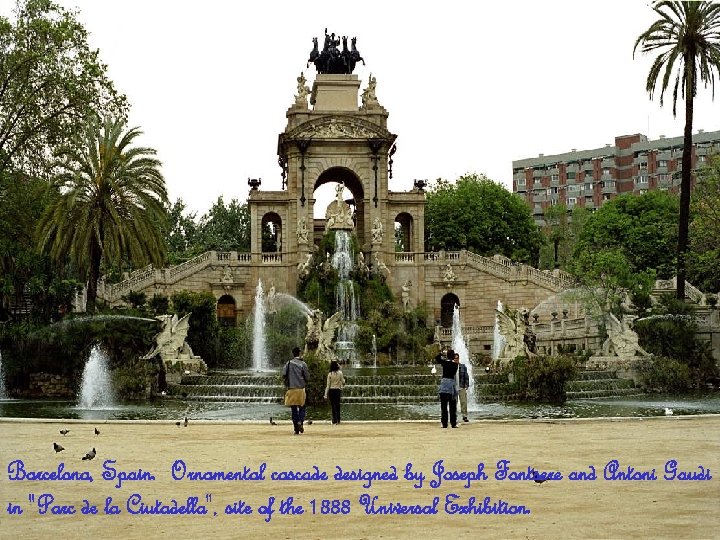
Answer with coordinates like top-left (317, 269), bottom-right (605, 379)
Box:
top-left (311, 74), bottom-right (361, 111)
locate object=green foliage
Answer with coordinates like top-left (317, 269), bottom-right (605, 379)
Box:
top-left (572, 191), bottom-right (679, 279)
top-left (265, 306), bottom-right (308, 369)
top-left (197, 197), bottom-right (251, 253)
top-left (302, 350), bottom-right (327, 405)
top-left (509, 355), bottom-right (578, 403)
top-left (688, 154), bottom-right (720, 292)
top-left (0, 313), bottom-right (156, 396)
top-left (634, 295), bottom-right (717, 386)
top-left (37, 116), bottom-right (169, 311)
top-left (634, 1), bottom-right (720, 298)
top-left (539, 205), bottom-right (591, 270)
top-left (149, 294), bottom-right (170, 315)
top-left (0, 0), bottom-right (127, 179)
top-left (170, 291), bottom-right (218, 366)
top-left (121, 291), bottom-right (147, 310)
top-left (424, 174), bottom-right (542, 264)
top-left (634, 356), bottom-right (692, 393)
top-left (212, 326), bottom-right (251, 369)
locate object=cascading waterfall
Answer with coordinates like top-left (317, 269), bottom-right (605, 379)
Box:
top-left (0, 350), bottom-right (7, 399)
top-left (332, 231), bottom-right (359, 364)
top-left (253, 280), bottom-right (269, 371)
top-left (452, 305), bottom-right (478, 410)
top-left (492, 300), bottom-right (505, 360)
top-left (77, 345), bottom-right (115, 409)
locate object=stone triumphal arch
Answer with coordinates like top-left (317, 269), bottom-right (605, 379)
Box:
top-left (96, 33), bottom-right (583, 356)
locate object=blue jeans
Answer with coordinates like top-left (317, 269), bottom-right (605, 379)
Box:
top-left (291, 405), bottom-right (306, 427)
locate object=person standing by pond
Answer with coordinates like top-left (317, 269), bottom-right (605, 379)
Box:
top-left (456, 352), bottom-right (470, 423)
top-left (324, 360), bottom-right (346, 424)
top-left (434, 348), bottom-right (459, 428)
top-left (283, 347), bottom-right (310, 435)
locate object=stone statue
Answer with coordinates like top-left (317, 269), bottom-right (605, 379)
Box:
top-left (600, 313), bottom-right (651, 358)
top-left (401, 280), bottom-right (412, 312)
top-left (297, 252), bottom-right (313, 277)
top-left (443, 264), bottom-right (457, 283)
top-left (143, 313), bottom-right (195, 363)
top-left (221, 266), bottom-right (233, 284)
top-left (296, 217), bottom-right (308, 244)
top-left (371, 217), bottom-right (384, 244)
top-left (305, 309), bottom-right (341, 361)
top-left (356, 251), bottom-right (369, 275)
top-left (308, 29), bottom-right (364, 74)
top-left (294, 72), bottom-right (311, 106)
top-left (373, 252), bottom-right (390, 278)
top-left (325, 183), bottom-right (354, 230)
top-left (266, 283), bottom-right (277, 314)
top-left (495, 306), bottom-right (536, 359)
top-left (361, 74), bottom-right (378, 109)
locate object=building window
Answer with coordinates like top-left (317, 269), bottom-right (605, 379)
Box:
top-left (658, 174), bottom-right (670, 182)
top-left (567, 172), bottom-right (576, 180)
top-left (584, 182), bottom-right (593, 190)
top-left (639, 161), bottom-right (647, 169)
top-left (551, 174), bottom-right (559, 182)
top-left (602, 180), bottom-right (615, 189)
top-left (639, 189), bottom-right (647, 194)
top-left (517, 178), bottom-right (526, 186)
top-left (603, 168), bottom-right (611, 175)
top-left (658, 160), bottom-right (668, 167)
top-left (698, 155), bottom-right (706, 163)
top-left (567, 184), bottom-right (581, 193)
top-left (635, 175), bottom-right (648, 185)
top-left (568, 197), bottom-right (577, 206)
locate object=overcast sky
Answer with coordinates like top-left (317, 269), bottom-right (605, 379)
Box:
top-left (3, 0), bottom-right (718, 216)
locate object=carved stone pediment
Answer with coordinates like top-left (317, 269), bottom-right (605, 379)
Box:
top-left (287, 117), bottom-right (389, 141)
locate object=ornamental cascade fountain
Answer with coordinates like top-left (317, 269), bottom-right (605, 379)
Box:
top-left (77, 345), bottom-right (115, 409)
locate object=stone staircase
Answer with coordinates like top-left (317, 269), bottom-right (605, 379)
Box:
top-left (168, 368), bottom-right (641, 404)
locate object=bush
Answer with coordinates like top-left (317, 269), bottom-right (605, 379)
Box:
top-left (302, 350), bottom-right (327, 405)
top-left (509, 355), bottom-right (578, 403)
top-left (634, 356), bottom-right (693, 393)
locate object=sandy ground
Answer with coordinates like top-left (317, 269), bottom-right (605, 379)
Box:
top-left (0, 415), bottom-right (718, 540)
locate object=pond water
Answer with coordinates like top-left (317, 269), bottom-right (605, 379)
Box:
top-left (1, 393), bottom-right (719, 422)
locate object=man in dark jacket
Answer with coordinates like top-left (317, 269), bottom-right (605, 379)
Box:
top-left (434, 348), bottom-right (459, 428)
top-left (456, 352), bottom-right (470, 422)
top-left (283, 347), bottom-right (310, 435)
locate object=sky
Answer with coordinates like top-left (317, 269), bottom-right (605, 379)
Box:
top-left (2, 0), bottom-right (719, 217)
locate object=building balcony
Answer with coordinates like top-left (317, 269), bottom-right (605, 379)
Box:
top-left (601, 158), bottom-right (615, 167)
top-left (566, 163), bottom-right (580, 173)
top-left (533, 169), bottom-right (546, 178)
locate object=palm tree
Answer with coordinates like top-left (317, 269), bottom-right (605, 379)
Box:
top-left (634, 1), bottom-right (720, 300)
top-left (37, 117), bottom-right (168, 311)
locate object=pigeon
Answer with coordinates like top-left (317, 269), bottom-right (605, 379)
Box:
top-left (665, 408), bottom-right (674, 416)
top-left (183, 417), bottom-right (188, 428)
top-left (53, 442), bottom-right (64, 453)
top-left (175, 420), bottom-right (182, 427)
top-left (270, 417), bottom-right (277, 425)
top-left (82, 448), bottom-right (96, 461)
top-left (94, 427), bottom-right (100, 436)
top-left (59, 429), bottom-right (70, 436)
top-left (306, 420), bottom-right (313, 425)
top-left (533, 472), bottom-right (547, 484)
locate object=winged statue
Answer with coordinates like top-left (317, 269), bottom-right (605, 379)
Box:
top-left (495, 306), bottom-right (536, 359)
top-left (601, 313), bottom-right (650, 358)
top-left (304, 309), bottom-right (341, 360)
top-left (142, 313), bottom-right (193, 361)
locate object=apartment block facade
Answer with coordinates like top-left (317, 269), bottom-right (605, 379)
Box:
top-left (512, 130), bottom-right (720, 223)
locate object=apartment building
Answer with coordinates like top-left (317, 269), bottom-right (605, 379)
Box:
top-left (512, 130), bottom-right (720, 223)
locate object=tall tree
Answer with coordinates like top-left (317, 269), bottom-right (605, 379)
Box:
top-left (688, 154), bottom-right (720, 292)
top-left (634, 1), bottom-right (720, 299)
top-left (0, 0), bottom-right (126, 179)
top-left (37, 117), bottom-right (168, 311)
top-left (424, 173), bottom-right (542, 264)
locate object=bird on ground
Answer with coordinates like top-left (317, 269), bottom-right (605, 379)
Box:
top-left (175, 420), bottom-right (181, 427)
top-left (665, 407), bottom-right (674, 416)
top-left (59, 429), bottom-right (70, 436)
top-left (184, 417), bottom-right (188, 427)
top-left (94, 427), bottom-right (100, 436)
top-left (82, 448), bottom-right (96, 461)
top-left (53, 442), bottom-right (64, 453)
top-left (270, 417), bottom-right (277, 425)
top-left (533, 472), bottom-right (547, 484)
top-left (306, 420), bottom-right (313, 425)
